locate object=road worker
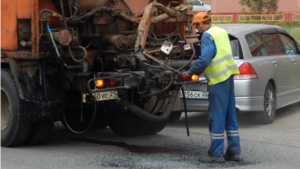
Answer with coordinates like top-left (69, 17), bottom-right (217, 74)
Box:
top-left (180, 12), bottom-right (242, 163)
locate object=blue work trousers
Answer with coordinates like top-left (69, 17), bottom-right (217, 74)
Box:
top-left (207, 76), bottom-right (241, 158)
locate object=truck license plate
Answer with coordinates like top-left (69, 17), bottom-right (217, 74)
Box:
top-left (92, 90), bottom-right (118, 101)
top-left (83, 90), bottom-right (118, 102)
top-left (180, 91), bottom-right (209, 99)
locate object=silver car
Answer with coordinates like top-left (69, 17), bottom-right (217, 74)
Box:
top-left (171, 24), bottom-right (300, 124)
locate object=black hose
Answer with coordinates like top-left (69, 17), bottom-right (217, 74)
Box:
top-left (59, 0), bottom-right (68, 29)
top-left (181, 87), bottom-right (190, 137)
top-left (61, 66), bottom-right (97, 133)
top-left (168, 60), bottom-right (196, 69)
top-left (67, 0), bottom-right (72, 17)
top-left (61, 54), bottom-right (65, 129)
top-left (121, 88), bottom-right (179, 122)
top-left (62, 92), bottom-right (97, 134)
top-left (142, 62), bottom-right (163, 70)
top-left (147, 28), bottom-right (179, 41)
top-left (177, 43), bottom-right (197, 72)
top-left (140, 74), bottom-right (175, 98)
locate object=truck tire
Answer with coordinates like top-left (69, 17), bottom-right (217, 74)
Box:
top-left (1, 69), bottom-right (31, 147)
top-left (26, 118), bottom-right (54, 145)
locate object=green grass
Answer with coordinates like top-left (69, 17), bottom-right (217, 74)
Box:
top-left (278, 22), bottom-right (300, 44)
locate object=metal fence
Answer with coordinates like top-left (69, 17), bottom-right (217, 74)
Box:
top-left (210, 12), bottom-right (300, 23)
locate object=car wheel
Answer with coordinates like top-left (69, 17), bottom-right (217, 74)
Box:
top-left (256, 82), bottom-right (276, 124)
top-left (1, 69), bottom-right (31, 147)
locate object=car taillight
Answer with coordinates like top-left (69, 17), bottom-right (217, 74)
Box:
top-left (95, 78), bottom-right (117, 88)
top-left (234, 62), bottom-right (258, 80)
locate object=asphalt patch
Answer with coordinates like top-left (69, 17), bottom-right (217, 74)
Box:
top-left (71, 138), bottom-right (260, 168)
top-left (197, 160), bottom-right (259, 168)
top-left (70, 138), bottom-right (184, 154)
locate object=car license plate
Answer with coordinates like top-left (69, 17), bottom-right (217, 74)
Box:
top-left (82, 90), bottom-right (118, 102)
top-left (180, 91), bottom-right (209, 99)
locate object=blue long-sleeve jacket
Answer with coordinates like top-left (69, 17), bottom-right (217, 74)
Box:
top-left (187, 27), bottom-right (216, 76)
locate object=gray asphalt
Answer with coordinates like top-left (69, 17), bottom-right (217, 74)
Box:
top-left (2, 102), bottom-right (300, 169)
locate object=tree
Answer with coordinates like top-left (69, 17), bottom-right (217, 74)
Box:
top-left (263, 0), bottom-right (279, 13)
top-left (239, 0), bottom-right (279, 13)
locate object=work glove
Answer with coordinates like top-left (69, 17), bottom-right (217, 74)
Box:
top-left (178, 71), bottom-right (191, 82)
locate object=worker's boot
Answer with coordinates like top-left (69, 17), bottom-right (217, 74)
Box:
top-left (199, 157), bottom-right (225, 163)
top-left (223, 154), bottom-right (243, 162)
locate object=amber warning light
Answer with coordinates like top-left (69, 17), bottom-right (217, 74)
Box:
top-left (191, 74), bottom-right (199, 81)
top-left (178, 74), bottom-right (200, 82)
top-left (95, 79), bottom-right (104, 88)
top-left (95, 79), bottom-right (117, 88)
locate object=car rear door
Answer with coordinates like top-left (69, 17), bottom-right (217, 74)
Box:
top-left (261, 28), bottom-right (295, 106)
top-left (277, 31), bottom-right (300, 101)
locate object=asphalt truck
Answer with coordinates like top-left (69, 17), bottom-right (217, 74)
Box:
top-left (1, 0), bottom-right (206, 147)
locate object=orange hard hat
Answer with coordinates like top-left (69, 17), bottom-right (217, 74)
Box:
top-left (191, 12), bottom-right (210, 25)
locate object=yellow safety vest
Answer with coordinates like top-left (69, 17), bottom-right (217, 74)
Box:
top-left (204, 25), bottom-right (240, 85)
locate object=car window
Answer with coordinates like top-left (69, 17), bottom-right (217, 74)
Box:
top-left (261, 29), bottom-right (284, 55)
top-left (230, 39), bottom-right (243, 59)
top-left (297, 41), bottom-right (300, 52)
top-left (278, 34), bottom-right (298, 55)
top-left (245, 31), bottom-right (268, 56)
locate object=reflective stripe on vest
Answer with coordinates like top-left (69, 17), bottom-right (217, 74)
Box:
top-left (204, 25), bottom-right (239, 85)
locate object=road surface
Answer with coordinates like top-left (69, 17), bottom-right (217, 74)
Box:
top-left (2, 102), bottom-right (300, 169)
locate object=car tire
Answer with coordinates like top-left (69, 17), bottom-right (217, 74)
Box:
top-left (1, 69), bottom-right (31, 147)
top-left (168, 111), bottom-right (182, 123)
top-left (256, 82), bottom-right (276, 124)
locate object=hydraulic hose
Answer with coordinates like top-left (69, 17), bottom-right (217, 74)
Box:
top-left (181, 87), bottom-right (190, 136)
top-left (47, 24), bottom-right (67, 67)
top-left (59, 0), bottom-right (68, 29)
top-left (61, 99), bottom-right (97, 134)
top-left (61, 79), bottom-right (97, 134)
top-left (68, 45), bottom-right (87, 63)
top-left (140, 75), bottom-right (175, 98)
top-left (176, 42), bottom-right (197, 71)
top-left (121, 88), bottom-right (179, 122)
